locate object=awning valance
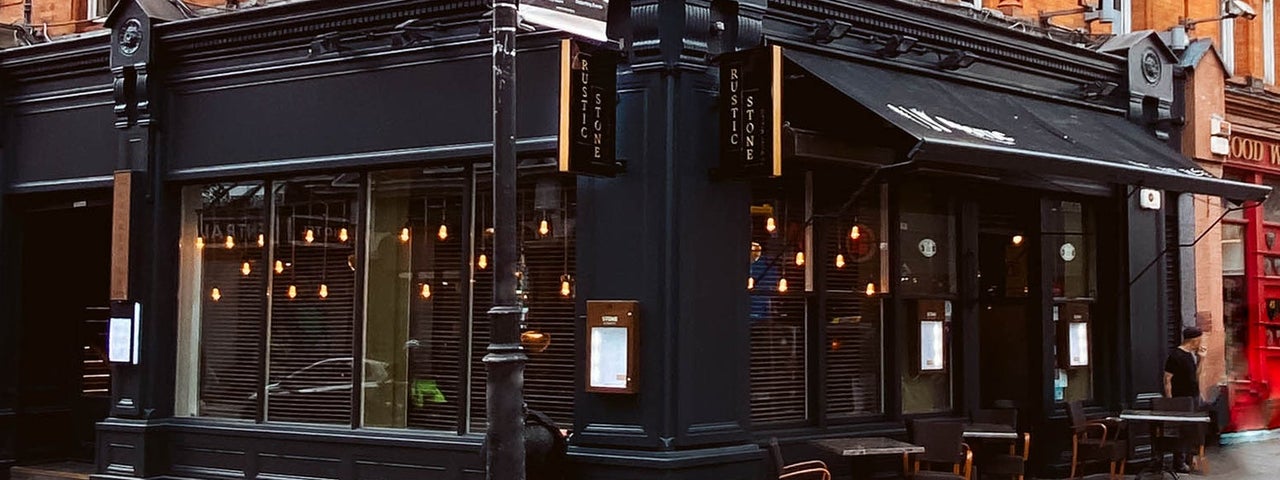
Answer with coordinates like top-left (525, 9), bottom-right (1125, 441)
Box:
top-left (785, 50), bottom-right (1269, 201)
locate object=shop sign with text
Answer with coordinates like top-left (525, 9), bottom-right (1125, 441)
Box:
top-left (558, 39), bottom-right (619, 176)
top-left (1227, 134), bottom-right (1280, 168)
top-left (719, 45), bottom-right (782, 178)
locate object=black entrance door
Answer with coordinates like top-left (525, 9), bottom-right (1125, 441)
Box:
top-left (14, 199), bottom-right (112, 463)
top-left (974, 199), bottom-right (1038, 414)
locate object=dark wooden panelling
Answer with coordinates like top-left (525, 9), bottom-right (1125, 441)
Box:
top-left (7, 101), bottom-right (115, 186)
top-left (164, 44), bottom-right (560, 173)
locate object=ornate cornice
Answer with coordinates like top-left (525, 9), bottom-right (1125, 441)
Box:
top-left (766, 0), bottom-right (1124, 83)
top-left (0, 34), bottom-right (111, 84)
top-left (1225, 85), bottom-right (1280, 129)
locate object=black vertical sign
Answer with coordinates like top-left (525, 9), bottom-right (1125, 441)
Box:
top-left (559, 39), bottom-right (620, 176)
top-left (720, 45), bottom-right (782, 178)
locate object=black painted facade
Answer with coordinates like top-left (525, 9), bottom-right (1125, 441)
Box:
top-left (0, 1), bottom-right (1263, 480)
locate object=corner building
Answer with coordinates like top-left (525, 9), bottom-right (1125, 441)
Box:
top-left (0, 1), bottom-right (1266, 479)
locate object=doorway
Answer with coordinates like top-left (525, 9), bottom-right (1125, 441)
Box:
top-left (974, 199), bottom-right (1036, 412)
top-left (13, 197), bottom-right (112, 464)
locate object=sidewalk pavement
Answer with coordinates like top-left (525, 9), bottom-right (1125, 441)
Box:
top-left (1070, 438), bottom-right (1280, 480)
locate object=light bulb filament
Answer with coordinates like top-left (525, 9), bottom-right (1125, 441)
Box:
top-left (338, 228), bottom-right (349, 242)
top-left (225, 235), bottom-right (235, 249)
top-left (478, 254), bottom-right (488, 270)
top-left (765, 217), bottom-right (777, 233)
top-left (319, 284), bottom-right (329, 299)
top-left (287, 285), bottom-right (298, 299)
top-left (539, 219), bottom-right (550, 236)
top-left (850, 225), bottom-right (861, 240)
top-left (242, 261), bottom-right (252, 276)
top-left (195, 236), bottom-right (205, 249)
top-left (420, 283), bottom-right (432, 299)
top-left (275, 260), bottom-right (285, 274)
top-left (835, 254), bottom-right (846, 268)
top-left (438, 224), bottom-right (449, 241)
top-left (257, 234), bottom-right (265, 247)
top-left (210, 287), bottom-right (222, 301)
top-left (304, 229), bottom-right (315, 244)
top-left (795, 251), bottom-right (805, 266)
top-left (777, 278), bottom-right (788, 293)
top-left (399, 227), bottom-right (410, 243)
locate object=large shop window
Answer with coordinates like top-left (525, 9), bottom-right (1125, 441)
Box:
top-left (748, 171), bottom-right (885, 426)
top-left (898, 186), bottom-right (955, 414)
top-left (177, 167), bottom-right (577, 431)
top-left (1046, 200), bottom-right (1096, 403)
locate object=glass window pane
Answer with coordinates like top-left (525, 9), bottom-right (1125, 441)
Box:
top-left (897, 187), bottom-right (955, 296)
top-left (471, 171), bottom-right (578, 431)
top-left (1223, 224), bottom-right (1245, 276)
top-left (364, 168), bottom-right (466, 430)
top-left (1224, 276), bottom-right (1248, 379)
top-left (266, 176), bottom-right (358, 424)
top-left (749, 178), bottom-right (807, 424)
top-left (900, 299), bottom-right (952, 414)
top-left (1264, 179), bottom-right (1280, 223)
top-left (182, 182), bottom-right (267, 420)
top-left (1046, 201), bottom-right (1095, 299)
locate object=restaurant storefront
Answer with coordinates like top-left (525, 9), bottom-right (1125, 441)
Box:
top-left (1216, 83), bottom-right (1280, 433)
top-left (0, 1), bottom-right (1269, 480)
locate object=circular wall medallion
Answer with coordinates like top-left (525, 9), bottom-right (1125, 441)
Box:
top-left (918, 238), bottom-right (937, 258)
top-left (1060, 243), bottom-right (1077, 262)
top-left (118, 18), bottom-right (143, 57)
top-left (1141, 48), bottom-right (1162, 86)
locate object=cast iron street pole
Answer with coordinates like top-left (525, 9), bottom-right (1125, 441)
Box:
top-left (485, 0), bottom-right (526, 479)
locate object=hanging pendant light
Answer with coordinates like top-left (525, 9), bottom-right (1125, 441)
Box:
top-left (865, 282), bottom-right (876, 296)
top-left (257, 233), bottom-right (265, 247)
top-left (560, 274), bottom-right (573, 297)
top-left (195, 236), bottom-right (205, 249)
top-left (242, 261), bottom-right (252, 276)
top-left (210, 287), bottom-right (222, 302)
top-left (777, 277), bottom-right (789, 293)
top-left (437, 224), bottom-right (449, 241)
top-left (287, 285), bottom-right (298, 299)
top-left (748, 277), bottom-right (755, 290)
top-left (478, 254), bottom-right (488, 270)
top-left (795, 251), bottom-right (805, 266)
top-left (835, 253), bottom-right (846, 268)
top-left (420, 283), bottom-right (432, 299)
top-left (539, 219), bottom-right (550, 237)
top-left (304, 228), bottom-right (315, 244)
top-left (338, 228), bottom-right (349, 243)
top-left (1011, 234), bottom-right (1024, 246)
top-left (225, 235), bottom-right (236, 249)
top-left (850, 225), bottom-right (861, 240)
top-left (319, 284), bottom-right (329, 299)
top-left (400, 226), bottom-right (411, 243)
top-left (275, 260), bottom-right (285, 274)
top-left (765, 217), bottom-right (777, 233)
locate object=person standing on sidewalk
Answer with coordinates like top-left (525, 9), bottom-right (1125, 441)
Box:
top-left (1163, 326), bottom-right (1207, 472)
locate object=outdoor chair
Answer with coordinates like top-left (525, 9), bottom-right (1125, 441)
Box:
top-left (768, 437), bottom-right (832, 480)
top-left (1065, 400), bottom-right (1127, 480)
top-left (970, 408), bottom-right (1030, 480)
top-left (907, 421), bottom-right (972, 480)
top-left (1150, 396), bottom-right (1209, 474)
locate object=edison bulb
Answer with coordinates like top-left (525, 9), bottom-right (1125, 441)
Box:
top-left (437, 224), bottom-right (449, 241)
top-left (210, 287), bottom-right (222, 301)
top-left (304, 229), bottom-right (315, 244)
top-left (478, 254), bottom-right (488, 270)
top-left (850, 225), bottom-right (861, 240)
top-left (560, 280), bottom-right (572, 297)
top-left (420, 283), bottom-right (431, 299)
top-left (539, 219), bottom-right (550, 236)
top-left (242, 261), bottom-right (252, 276)
top-left (777, 278), bottom-right (788, 293)
top-left (835, 254), bottom-right (846, 268)
top-left (795, 251), bottom-right (805, 266)
top-left (287, 285), bottom-right (297, 299)
top-left (257, 234), bottom-right (265, 247)
top-left (319, 284), bottom-right (329, 299)
top-left (225, 235), bottom-right (236, 249)
top-left (765, 217), bottom-right (777, 233)
top-left (1012, 234), bottom-right (1024, 246)
top-left (865, 282), bottom-right (876, 296)
top-left (275, 260), bottom-right (285, 274)
top-left (748, 277), bottom-right (755, 290)
top-left (195, 236), bottom-right (205, 249)
top-left (338, 228), bottom-right (349, 242)
top-left (399, 227), bottom-right (410, 243)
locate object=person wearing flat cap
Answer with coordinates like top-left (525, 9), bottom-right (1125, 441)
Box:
top-left (1164, 326), bottom-right (1206, 402)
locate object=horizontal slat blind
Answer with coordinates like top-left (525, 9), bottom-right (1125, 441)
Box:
top-left (749, 190), bottom-right (808, 425)
top-left (267, 187), bottom-right (358, 425)
top-left (472, 174), bottom-right (577, 431)
top-left (406, 191), bottom-right (465, 431)
top-left (822, 216), bottom-right (883, 417)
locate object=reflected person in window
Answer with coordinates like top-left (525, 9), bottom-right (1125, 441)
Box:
top-left (749, 242), bottom-right (781, 320)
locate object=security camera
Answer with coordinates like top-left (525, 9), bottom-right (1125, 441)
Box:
top-left (1226, 0), bottom-right (1257, 20)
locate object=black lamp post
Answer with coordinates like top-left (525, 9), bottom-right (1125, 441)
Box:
top-left (485, 0), bottom-right (527, 479)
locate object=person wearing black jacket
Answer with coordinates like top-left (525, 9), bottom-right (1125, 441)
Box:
top-left (1163, 326), bottom-right (1206, 472)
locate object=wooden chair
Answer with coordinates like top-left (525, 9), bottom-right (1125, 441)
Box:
top-left (1150, 396), bottom-right (1209, 474)
top-left (971, 408), bottom-right (1030, 480)
top-left (1065, 401), bottom-right (1127, 480)
top-left (768, 437), bottom-right (831, 480)
top-left (907, 421), bottom-right (972, 480)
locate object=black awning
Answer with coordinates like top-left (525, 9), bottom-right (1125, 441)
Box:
top-left (785, 50), bottom-right (1270, 201)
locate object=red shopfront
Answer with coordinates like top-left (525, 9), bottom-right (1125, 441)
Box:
top-left (1222, 131), bottom-right (1280, 432)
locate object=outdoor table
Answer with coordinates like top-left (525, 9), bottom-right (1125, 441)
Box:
top-left (962, 422), bottom-right (1018, 440)
top-left (812, 437), bottom-right (924, 480)
top-left (1119, 409), bottom-right (1210, 479)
